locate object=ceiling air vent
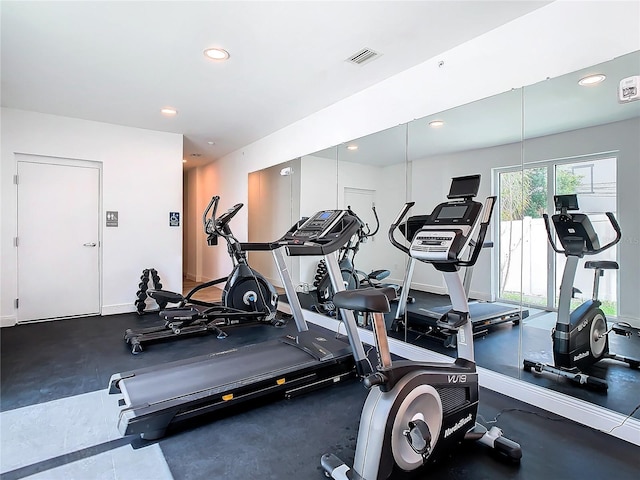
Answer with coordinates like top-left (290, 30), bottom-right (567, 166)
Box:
top-left (346, 48), bottom-right (381, 66)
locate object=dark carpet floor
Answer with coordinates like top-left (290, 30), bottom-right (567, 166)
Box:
top-left (1, 311), bottom-right (638, 479)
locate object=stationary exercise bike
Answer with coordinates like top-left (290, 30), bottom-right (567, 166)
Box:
top-left (124, 196), bottom-right (280, 354)
top-left (321, 175), bottom-right (522, 480)
top-left (523, 194), bottom-right (638, 390)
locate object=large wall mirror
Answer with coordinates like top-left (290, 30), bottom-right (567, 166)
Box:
top-left (518, 51), bottom-right (640, 418)
top-left (246, 51), bottom-right (639, 424)
top-left (395, 88), bottom-right (525, 380)
top-left (335, 124), bottom-right (409, 301)
top-left (247, 147), bottom-right (338, 291)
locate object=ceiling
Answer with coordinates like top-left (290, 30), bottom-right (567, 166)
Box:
top-left (311, 50), bottom-right (640, 166)
top-left (1, 1), bottom-right (551, 170)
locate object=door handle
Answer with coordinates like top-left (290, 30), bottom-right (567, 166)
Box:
top-left (83, 242), bottom-right (97, 247)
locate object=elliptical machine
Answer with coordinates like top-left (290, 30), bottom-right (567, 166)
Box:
top-left (314, 206), bottom-right (399, 317)
top-left (523, 194), bottom-right (638, 390)
top-left (124, 196), bottom-right (280, 354)
top-left (321, 175), bottom-right (522, 480)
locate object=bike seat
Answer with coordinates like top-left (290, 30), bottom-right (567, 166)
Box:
top-left (147, 289), bottom-right (184, 304)
top-left (332, 287), bottom-right (395, 313)
top-left (584, 261), bottom-right (619, 270)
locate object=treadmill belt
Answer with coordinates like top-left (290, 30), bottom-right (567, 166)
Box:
top-left (428, 302), bottom-right (521, 322)
top-left (121, 340), bottom-right (327, 406)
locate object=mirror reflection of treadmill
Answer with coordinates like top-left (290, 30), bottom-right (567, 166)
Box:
top-left (408, 292), bottom-right (528, 348)
top-left (398, 174), bottom-right (528, 347)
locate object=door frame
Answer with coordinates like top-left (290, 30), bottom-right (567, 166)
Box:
top-left (15, 153), bottom-right (103, 322)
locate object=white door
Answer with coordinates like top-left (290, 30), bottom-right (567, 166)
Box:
top-left (17, 158), bottom-right (100, 321)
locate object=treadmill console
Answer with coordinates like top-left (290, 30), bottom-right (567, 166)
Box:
top-left (409, 202), bottom-right (482, 262)
top-left (292, 210), bottom-right (346, 240)
top-left (276, 210), bottom-right (362, 256)
top-left (408, 175), bottom-right (484, 263)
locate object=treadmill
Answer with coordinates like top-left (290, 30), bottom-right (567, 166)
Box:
top-left (108, 210), bottom-right (371, 439)
top-left (392, 175), bottom-right (527, 347)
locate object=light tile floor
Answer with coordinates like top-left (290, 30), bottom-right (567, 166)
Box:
top-left (0, 389), bottom-right (172, 480)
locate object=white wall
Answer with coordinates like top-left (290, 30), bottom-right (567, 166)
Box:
top-left (337, 160), bottom-right (409, 286)
top-left (247, 158), bottom-right (301, 288)
top-left (1, 108), bottom-right (183, 325)
top-left (298, 154), bottom-right (339, 285)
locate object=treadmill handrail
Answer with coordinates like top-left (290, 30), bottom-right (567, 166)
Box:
top-left (458, 196), bottom-right (496, 268)
top-left (388, 202), bottom-right (415, 255)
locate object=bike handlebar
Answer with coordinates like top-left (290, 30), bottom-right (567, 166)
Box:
top-left (543, 210), bottom-right (622, 256)
top-left (388, 201), bottom-right (415, 255)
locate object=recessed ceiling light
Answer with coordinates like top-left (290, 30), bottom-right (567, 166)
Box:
top-left (207, 141), bottom-right (215, 145)
top-left (578, 74), bottom-right (606, 86)
top-left (429, 120), bottom-right (445, 128)
top-left (182, 159), bottom-right (187, 163)
top-left (204, 48), bottom-right (230, 61)
top-left (161, 107), bottom-right (178, 116)
top-left (347, 145), bottom-right (358, 151)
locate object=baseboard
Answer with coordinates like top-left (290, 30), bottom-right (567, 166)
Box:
top-left (478, 367), bottom-right (640, 446)
top-left (615, 314), bottom-right (640, 329)
top-left (468, 289), bottom-right (493, 302)
top-left (196, 275), bottom-right (215, 283)
top-left (409, 282), bottom-right (447, 296)
top-left (101, 303), bottom-right (137, 316)
top-left (407, 283), bottom-right (493, 302)
top-left (1, 315), bottom-right (17, 328)
top-left (185, 273), bottom-right (197, 281)
top-left (296, 307), bottom-right (640, 447)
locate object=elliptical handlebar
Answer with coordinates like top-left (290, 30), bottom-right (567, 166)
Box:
top-left (458, 196), bottom-right (496, 268)
top-left (202, 195), bottom-right (243, 238)
top-left (388, 201), bottom-right (416, 255)
top-left (346, 205), bottom-right (381, 240)
top-left (369, 205), bottom-right (381, 237)
top-left (202, 196), bottom-right (220, 235)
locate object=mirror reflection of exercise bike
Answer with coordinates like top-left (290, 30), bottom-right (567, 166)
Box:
top-left (321, 175), bottom-right (522, 480)
top-left (313, 205), bottom-right (399, 316)
top-left (124, 196), bottom-right (281, 354)
top-left (523, 194), bottom-right (639, 390)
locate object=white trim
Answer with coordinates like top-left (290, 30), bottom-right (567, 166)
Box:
top-left (468, 289), bottom-right (493, 302)
top-left (278, 304), bottom-right (640, 446)
top-left (0, 315), bottom-right (17, 328)
top-left (101, 303), bottom-right (137, 316)
top-left (616, 314), bottom-right (639, 329)
top-left (409, 282), bottom-right (447, 296)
